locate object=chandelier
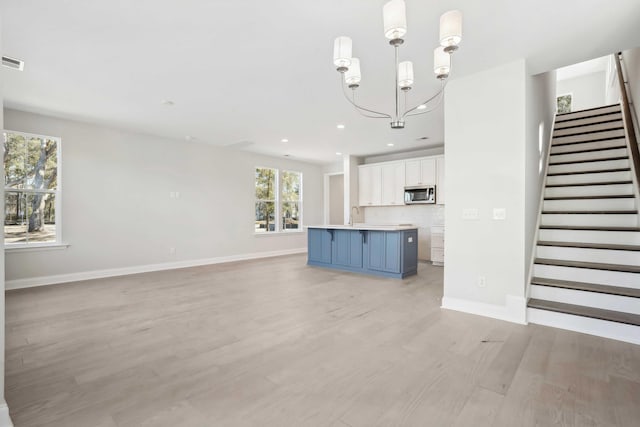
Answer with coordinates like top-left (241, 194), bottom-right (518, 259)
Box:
top-left (332, 0), bottom-right (462, 129)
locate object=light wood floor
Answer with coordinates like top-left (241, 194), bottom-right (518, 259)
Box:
top-left (5, 255), bottom-right (640, 427)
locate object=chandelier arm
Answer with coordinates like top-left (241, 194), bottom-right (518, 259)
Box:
top-left (401, 80), bottom-right (448, 119)
top-left (340, 77), bottom-right (392, 118)
top-left (405, 88), bottom-right (446, 117)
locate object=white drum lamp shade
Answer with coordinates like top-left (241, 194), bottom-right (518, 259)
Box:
top-left (383, 0), bottom-right (407, 40)
top-left (439, 10), bottom-right (462, 48)
top-left (398, 61), bottom-right (414, 88)
top-left (333, 37), bottom-right (353, 68)
top-left (433, 47), bottom-right (450, 76)
top-left (345, 58), bottom-right (362, 85)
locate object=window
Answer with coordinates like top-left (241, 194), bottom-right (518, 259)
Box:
top-left (255, 167), bottom-right (302, 233)
top-left (4, 131), bottom-right (61, 246)
top-left (557, 94), bottom-right (572, 114)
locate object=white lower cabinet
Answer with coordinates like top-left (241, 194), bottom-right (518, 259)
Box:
top-left (431, 225), bottom-right (444, 266)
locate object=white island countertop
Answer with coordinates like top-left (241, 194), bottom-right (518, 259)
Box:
top-left (306, 224), bottom-right (417, 231)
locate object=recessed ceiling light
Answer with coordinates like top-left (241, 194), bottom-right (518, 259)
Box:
top-left (417, 104), bottom-right (427, 110)
top-left (2, 55), bottom-right (24, 71)
top-left (336, 152), bottom-right (342, 155)
top-left (336, 124), bottom-right (345, 129)
top-left (161, 100), bottom-right (174, 106)
top-left (281, 138), bottom-right (289, 143)
top-left (387, 143), bottom-right (394, 147)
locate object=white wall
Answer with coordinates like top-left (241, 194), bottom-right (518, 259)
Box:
top-left (4, 109), bottom-right (323, 287)
top-left (364, 205), bottom-right (445, 261)
top-left (0, 20), bottom-right (14, 427)
top-left (525, 70), bottom-right (557, 287)
top-left (557, 71), bottom-right (606, 111)
top-left (329, 174), bottom-right (344, 225)
top-left (622, 48), bottom-right (640, 126)
top-left (442, 59), bottom-right (529, 324)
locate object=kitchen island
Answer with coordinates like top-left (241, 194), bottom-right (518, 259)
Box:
top-left (307, 225), bottom-right (418, 279)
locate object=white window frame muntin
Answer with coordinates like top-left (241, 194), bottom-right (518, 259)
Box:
top-left (254, 166), bottom-right (303, 234)
top-left (255, 166), bottom-right (279, 233)
top-left (280, 169), bottom-right (303, 232)
top-left (3, 130), bottom-right (63, 248)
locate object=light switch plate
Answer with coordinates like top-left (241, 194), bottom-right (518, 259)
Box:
top-left (493, 208), bottom-right (506, 220)
top-left (462, 208), bottom-right (479, 220)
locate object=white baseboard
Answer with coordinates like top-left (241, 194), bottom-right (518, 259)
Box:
top-left (6, 248), bottom-right (307, 290)
top-left (0, 400), bottom-right (13, 427)
top-left (441, 295), bottom-right (527, 325)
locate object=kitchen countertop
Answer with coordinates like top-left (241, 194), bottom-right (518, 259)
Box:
top-left (306, 224), bottom-right (417, 231)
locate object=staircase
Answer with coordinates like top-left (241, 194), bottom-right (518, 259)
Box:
top-left (527, 103), bottom-right (640, 344)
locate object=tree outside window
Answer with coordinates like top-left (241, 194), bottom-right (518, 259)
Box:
top-left (254, 167), bottom-right (302, 233)
top-left (4, 131), bottom-right (61, 245)
top-left (557, 94), bottom-right (572, 114)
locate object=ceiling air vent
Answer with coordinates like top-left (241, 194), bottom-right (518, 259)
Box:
top-left (2, 56), bottom-right (24, 71)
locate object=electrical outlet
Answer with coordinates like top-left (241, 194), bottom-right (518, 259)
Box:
top-left (463, 208), bottom-right (479, 220)
top-left (493, 208), bottom-right (506, 220)
top-left (477, 276), bottom-right (486, 288)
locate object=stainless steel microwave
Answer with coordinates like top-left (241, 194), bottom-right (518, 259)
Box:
top-left (404, 185), bottom-right (436, 204)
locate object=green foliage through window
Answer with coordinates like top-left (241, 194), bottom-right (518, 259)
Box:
top-left (255, 167), bottom-right (302, 233)
top-left (557, 94), bottom-right (572, 114)
top-left (4, 131), bottom-right (60, 245)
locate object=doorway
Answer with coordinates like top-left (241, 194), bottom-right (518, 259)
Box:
top-left (325, 173), bottom-right (344, 225)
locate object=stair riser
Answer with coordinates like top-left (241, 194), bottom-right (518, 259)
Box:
top-left (556, 106), bottom-right (621, 121)
top-left (540, 214), bottom-right (639, 227)
top-left (536, 245), bottom-right (640, 266)
top-left (547, 159), bottom-right (629, 174)
top-left (550, 138), bottom-right (626, 154)
top-left (543, 199), bottom-right (636, 212)
top-left (530, 285), bottom-right (640, 315)
top-left (533, 264), bottom-right (640, 288)
top-left (538, 229), bottom-right (640, 245)
top-left (554, 113), bottom-right (622, 129)
top-left (553, 129), bottom-right (626, 145)
top-left (545, 183), bottom-right (633, 197)
top-left (550, 148), bottom-right (627, 164)
top-left (546, 171), bottom-right (631, 186)
top-left (553, 121), bottom-right (623, 137)
top-left (527, 308), bottom-right (640, 345)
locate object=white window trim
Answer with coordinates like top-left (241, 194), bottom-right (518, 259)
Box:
top-left (254, 166), bottom-right (303, 235)
top-left (3, 130), bottom-right (63, 248)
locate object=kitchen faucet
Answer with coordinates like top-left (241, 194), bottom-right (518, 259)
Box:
top-left (349, 206), bottom-right (360, 226)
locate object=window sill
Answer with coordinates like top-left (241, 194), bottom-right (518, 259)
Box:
top-left (254, 231), bottom-right (305, 237)
top-left (5, 243), bottom-right (70, 253)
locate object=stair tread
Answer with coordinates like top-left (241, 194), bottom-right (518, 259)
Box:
top-left (545, 181), bottom-right (632, 187)
top-left (527, 298), bottom-right (640, 326)
top-left (550, 145), bottom-right (627, 155)
top-left (552, 136), bottom-right (627, 147)
top-left (547, 168), bottom-right (630, 176)
top-left (552, 127), bottom-right (624, 138)
top-left (549, 156), bottom-right (629, 166)
top-left (537, 241), bottom-right (640, 251)
top-left (541, 210), bottom-right (637, 214)
top-left (556, 104), bottom-right (621, 116)
top-left (534, 258), bottom-right (640, 273)
top-left (544, 195), bottom-right (634, 200)
top-left (540, 225), bottom-right (640, 232)
top-left (531, 277), bottom-right (640, 298)
top-left (554, 116), bottom-right (623, 131)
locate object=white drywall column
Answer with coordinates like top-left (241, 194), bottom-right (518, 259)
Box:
top-left (343, 155), bottom-right (362, 225)
top-left (442, 59), bottom-right (528, 324)
top-left (0, 20), bottom-right (15, 427)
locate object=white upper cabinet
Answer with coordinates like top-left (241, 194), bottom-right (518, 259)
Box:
top-left (358, 164), bottom-right (382, 206)
top-left (358, 155), bottom-right (445, 207)
top-left (405, 158), bottom-right (436, 186)
top-left (381, 162), bottom-right (405, 205)
top-left (436, 155), bottom-right (445, 205)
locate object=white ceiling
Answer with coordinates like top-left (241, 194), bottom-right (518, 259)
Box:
top-left (2, 0), bottom-right (640, 164)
